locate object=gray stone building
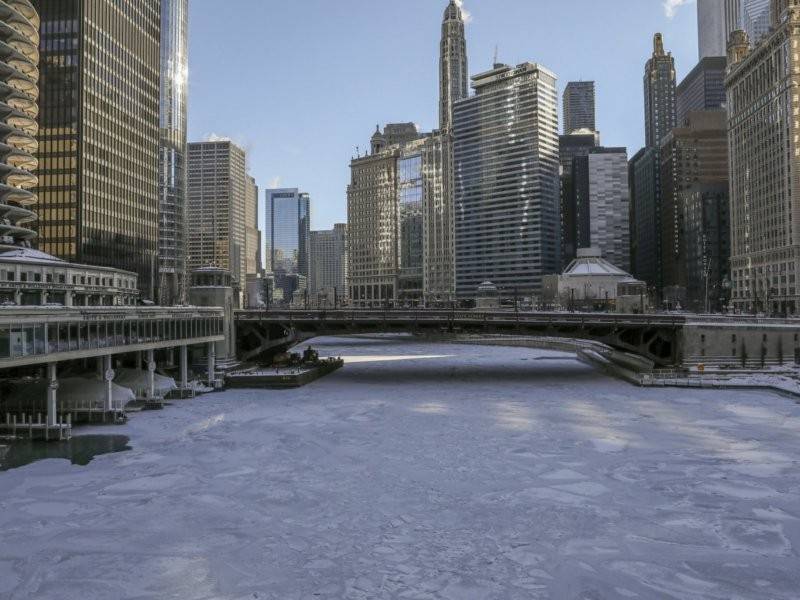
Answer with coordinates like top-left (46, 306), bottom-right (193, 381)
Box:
top-left (727, 0), bottom-right (800, 315)
top-left (309, 224), bottom-right (347, 307)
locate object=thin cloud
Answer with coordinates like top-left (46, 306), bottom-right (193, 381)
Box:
top-left (268, 176), bottom-right (282, 189)
top-left (455, 0), bottom-right (473, 24)
top-left (663, 0), bottom-right (694, 18)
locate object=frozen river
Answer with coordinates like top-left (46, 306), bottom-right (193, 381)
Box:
top-left (1, 336), bottom-right (800, 599)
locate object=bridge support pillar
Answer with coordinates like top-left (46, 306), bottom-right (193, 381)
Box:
top-left (103, 355), bottom-right (114, 413)
top-left (46, 363), bottom-right (58, 427)
top-left (207, 342), bottom-right (216, 387)
top-left (146, 349), bottom-right (156, 399)
top-left (135, 351), bottom-right (142, 371)
top-left (179, 345), bottom-right (188, 389)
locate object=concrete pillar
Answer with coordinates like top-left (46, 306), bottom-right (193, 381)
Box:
top-left (104, 355), bottom-right (114, 413)
top-left (135, 351), bottom-right (143, 371)
top-left (179, 345), bottom-right (189, 389)
top-left (65, 292), bottom-right (73, 307)
top-left (46, 363), bottom-right (58, 427)
top-left (146, 349), bottom-right (156, 399)
top-left (97, 356), bottom-right (104, 380)
top-left (207, 342), bottom-right (216, 387)
top-left (13, 290), bottom-right (21, 305)
top-left (41, 290), bottom-right (48, 305)
top-left (84, 295), bottom-right (90, 307)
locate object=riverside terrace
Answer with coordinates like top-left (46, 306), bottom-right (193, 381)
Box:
top-left (0, 305), bottom-right (225, 439)
top-left (235, 309), bottom-right (800, 371)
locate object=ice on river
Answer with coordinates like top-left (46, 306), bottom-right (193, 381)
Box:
top-left (1, 336), bottom-right (800, 599)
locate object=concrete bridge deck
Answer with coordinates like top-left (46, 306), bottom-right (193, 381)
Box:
top-left (235, 309), bottom-right (800, 370)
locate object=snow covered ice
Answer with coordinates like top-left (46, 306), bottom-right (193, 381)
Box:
top-left (1, 336), bottom-right (800, 599)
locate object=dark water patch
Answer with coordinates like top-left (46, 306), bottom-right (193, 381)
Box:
top-left (0, 435), bottom-right (130, 472)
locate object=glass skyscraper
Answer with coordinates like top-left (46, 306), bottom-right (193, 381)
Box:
top-left (264, 188), bottom-right (310, 302)
top-left (453, 63), bottom-right (561, 300)
top-left (34, 0), bottom-right (161, 300)
top-left (158, 0), bottom-right (189, 305)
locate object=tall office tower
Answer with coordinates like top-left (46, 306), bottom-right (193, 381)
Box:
top-left (629, 147), bottom-right (662, 293)
top-left (676, 56), bottom-right (727, 124)
top-left (35, 0), bottom-right (161, 299)
top-left (659, 111), bottom-right (729, 311)
top-left (571, 148), bottom-right (631, 272)
top-left (421, 133), bottom-right (453, 304)
top-left (0, 0), bottom-right (39, 251)
top-left (309, 224), bottom-right (347, 307)
top-left (726, 0), bottom-right (743, 37)
top-left (263, 188), bottom-right (310, 303)
top-left (560, 129), bottom-right (600, 266)
top-left (643, 34), bottom-right (677, 148)
top-left (439, 0), bottom-right (468, 132)
top-left (562, 82), bottom-right (596, 134)
top-left (727, 1), bottom-right (800, 315)
top-left (742, 0), bottom-right (771, 45)
top-left (698, 0), bottom-right (727, 57)
top-left (186, 141), bottom-right (248, 291)
top-left (453, 62), bottom-right (560, 300)
top-left (347, 147), bottom-right (400, 307)
top-left (157, 0), bottom-right (188, 305)
top-left (244, 176), bottom-right (260, 277)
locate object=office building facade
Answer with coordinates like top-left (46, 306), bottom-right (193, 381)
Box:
top-left (560, 129), bottom-right (600, 266)
top-left (186, 141), bottom-right (248, 292)
top-left (34, 0), bottom-right (161, 299)
top-left (676, 56), bottom-right (727, 125)
top-left (264, 188), bottom-right (310, 303)
top-left (347, 148), bottom-right (399, 307)
top-left (562, 81), bottom-right (596, 133)
top-left (309, 224), bottom-right (347, 307)
top-left (157, 0), bottom-right (189, 305)
top-left (572, 148), bottom-right (631, 273)
top-left (727, 0), bottom-right (800, 314)
top-left (629, 147), bottom-right (662, 293)
top-left (244, 176), bottom-right (260, 277)
top-left (660, 111), bottom-right (729, 310)
top-left (453, 63), bottom-right (560, 300)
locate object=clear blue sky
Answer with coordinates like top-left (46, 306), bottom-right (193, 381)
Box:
top-left (188, 0), bottom-right (698, 231)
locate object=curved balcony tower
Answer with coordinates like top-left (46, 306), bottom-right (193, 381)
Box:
top-left (0, 0), bottom-right (38, 251)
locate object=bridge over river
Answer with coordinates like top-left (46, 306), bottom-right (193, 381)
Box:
top-left (235, 309), bottom-right (800, 372)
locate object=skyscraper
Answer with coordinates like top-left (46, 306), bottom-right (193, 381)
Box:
top-left (698, 0), bottom-right (728, 58)
top-left (347, 147), bottom-right (399, 308)
top-left (562, 81), bottom-right (596, 133)
top-left (659, 111), bottom-right (729, 310)
top-left (0, 0), bottom-right (39, 251)
top-left (572, 148), bottom-right (631, 272)
top-left (629, 147), bottom-right (662, 292)
top-left (727, 1), bottom-right (800, 315)
top-left (453, 62), bottom-right (560, 299)
top-left (186, 140), bottom-right (248, 292)
top-left (741, 0), bottom-right (771, 45)
top-left (644, 34), bottom-right (677, 148)
top-left (421, 133), bottom-right (453, 304)
top-left (398, 143), bottom-right (425, 305)
top-left (309, 224), bottom-right (347, 307)
top-left (560, 129), bottom-right (600, 266)
top-left (676, 56), bottom-right (727, 125)
top-left (158, 0), bottom-right (189, 305)
top-left (263, 188), bottom-right (310, 303)
top-left (244, 176), bottom-right (260, 277)
top-left (439, 0), bottom-right (468, 132)
top-left (34, 0), bottom-right (161, 299)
